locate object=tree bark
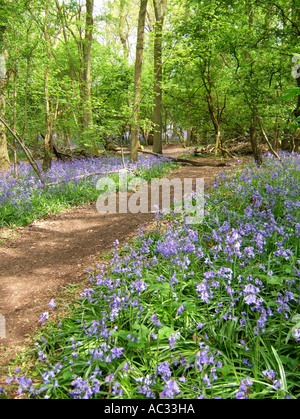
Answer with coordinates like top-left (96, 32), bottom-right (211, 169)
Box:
top-left (130, 0), bottom-right (148, 162)
top-left (54, 0), bottom-right (97, 153)
top-left (152, 0), bottom-right (167, 155)
top-left (43, 1), bottom-right (53, 171)
top-left (0, 81), bottom-right (10, 172)
top-left (43, 66), bottom-right (53, 171)
top-left (75, 0), bottom-right (96, 152)
top-left (250, 114), bottom-right (262, 166)
top-left (81, 0), bottom-right (94, 132)
top-left (0, 22), bottom-right (10, 171)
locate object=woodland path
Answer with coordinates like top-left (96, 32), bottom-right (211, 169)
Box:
top-left (0, 145), bottom-right (236, 378)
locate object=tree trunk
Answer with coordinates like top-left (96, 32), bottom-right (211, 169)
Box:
top-left (130, 0), bottom-right (148, 162)
top-left (0, 85), bottom-right (10, 172)
top-left (152, 0), bottom-right (167, 155)
top-left (76, 0), bottom-right (97, 153)
top-left (186, 113), bottom-right (192, 147)
top-left (215, 128), bottom-right (222, 157)
top-left (43, 1), bottom-right (53, 171)
top-left (43, 72), bottom-right (53, 171)
top-left (204, 87), bottom-right (226, 157)
top-left (55, 0), bottom-right (82, 130)
top-left (12, 69), bottom-right (18, 177)
top-left (250, 115), bottom-right (262, 166)
top-left (82, 0), bottom-right (94, 132)
top-left (0, 23), bottom-right (10, 172)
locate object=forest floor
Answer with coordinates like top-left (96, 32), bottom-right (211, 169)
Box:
top-left (0, 143), bottom-right (239, 383)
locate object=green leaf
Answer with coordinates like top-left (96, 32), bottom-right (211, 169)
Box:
top-left (267, 276), bottom-right (283, 286)
top-left (63, 369), bottom-right (73, 380)
top-left (116, 330), bottom-right (132, 340)
top-left (158, 326), bottom-right (175, 339)
top-left (218, 364), bottom-right (234, 377)
top-left (280, 88), bottom-right (300, 101)
top-left (278, 355), bottom-right (299, 371)
top-left (284, 266), bottom-right (293, 274)
top-left (132, 323), bottom-right (150, 337)
top-left (271, 347), bottom-right (288, 393)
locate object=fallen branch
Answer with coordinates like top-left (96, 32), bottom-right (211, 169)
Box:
top-left (219, 147), bottom-right (236, 159)
top-left (136, 149), bottom-right (227, 167)
top-left (258, 119), bottom-right (281, 160)
top-left (0, 117), bottom-right (45, 184)
top-left (53, 145), bottom-right (73, 161)
top-left (174, 156), bottom-right (226, 167)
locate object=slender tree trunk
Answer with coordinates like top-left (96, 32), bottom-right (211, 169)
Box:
top-left (0, 25), bottom-right (10, 171)
top-left (186, 113), bottom-right (192, 147)
top-left (244, 0), bottom-right (263, 163)
top-left (130, 0), bottom-right (148, 162)
top-left (82, 0), bottom-right (94, 133)
top-left (55, 0), bottom-right (82, 128)
top-left (250, 114), bottom-right (262, 166)
top-left (152, 0), bottom-right (167, 155)
top-left (43, 1), bottom-right (53, 171)
top-left (21, 27), bottom-right (32, 142)
top-left (215, 126), bottom-right (221, 156)
top-left (77, 0), bottom-right (99, 154)
top-left (0, 83), bottom-right (10, 171)
top-left (207, 95), bottom-right (223, 157)
top-left (12, 69), bottom-right (18, 177)
top-left (43, 74), bottom-right (52, 170)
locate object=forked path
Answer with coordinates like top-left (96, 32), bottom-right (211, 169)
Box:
top-left (0, 158), bottom-right (233, 375)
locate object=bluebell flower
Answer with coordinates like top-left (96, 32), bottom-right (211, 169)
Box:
top-left (39, 312), bottom-right (49, 325)
top-left (48, 299), bottom-right (56, 310)
top-left (176, 303), bottom-right (186, 316)
top-left (157, 361), bottom-right (172, 381)
top-left (168, 332), bottom-right (180, 349)
top-left (151, 314), bottom-right (162, 327)
top-left (160, 379), bottom-right (180, 399)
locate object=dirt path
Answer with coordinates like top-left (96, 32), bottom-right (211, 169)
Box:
top-left (0, 151), bottom-right (234, 380)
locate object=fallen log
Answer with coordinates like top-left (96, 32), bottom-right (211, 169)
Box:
top-left (173, 156), bottom-right (227, 167)
top-left (136, 149), bottom-right (227, 167)
top-left (53, 145), bottom-right (73, 161)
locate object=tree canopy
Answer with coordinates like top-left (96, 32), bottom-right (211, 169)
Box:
top-left (0, 0), bottom-right (299, 170)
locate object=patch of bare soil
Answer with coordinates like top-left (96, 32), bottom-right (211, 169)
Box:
top-left (0, 145), bottom-right (240, 386)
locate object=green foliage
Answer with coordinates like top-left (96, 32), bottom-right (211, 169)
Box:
top-left (281, 88), bottom-right (300, 102)
top-left (1, 0), bottom-right (299, 156)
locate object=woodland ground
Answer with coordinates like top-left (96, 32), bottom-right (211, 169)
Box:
top-left (0, 143), bottom-right (236, 386)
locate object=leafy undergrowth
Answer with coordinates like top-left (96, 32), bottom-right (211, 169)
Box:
top-left (2, 152), bottom-right (300, 399)
top-left (0, 155), bottom-right (175, 227)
